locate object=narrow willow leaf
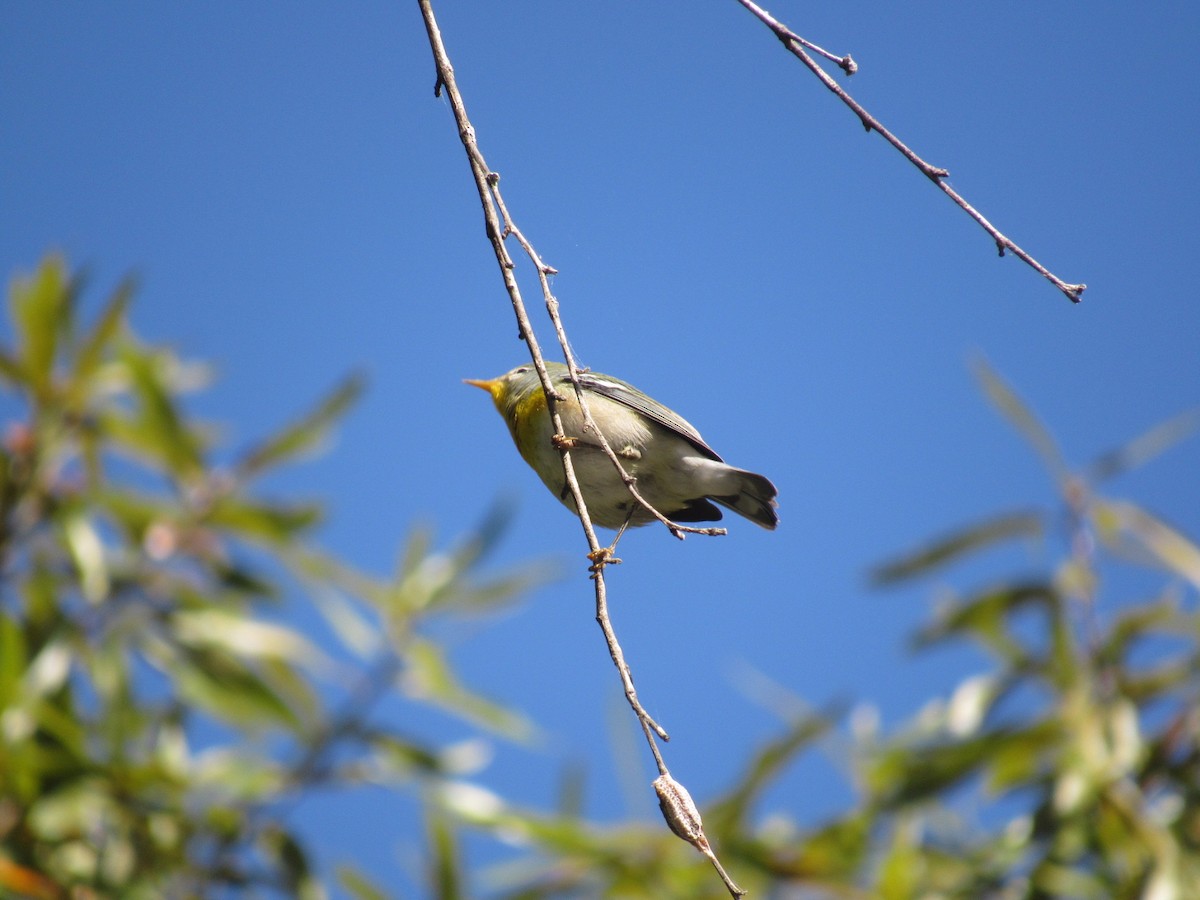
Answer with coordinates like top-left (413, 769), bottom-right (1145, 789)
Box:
top-left (435, 780), bottom-right (506, 829)
top-left (871, 510), bottom-right (1043, 585)
top-left (556, 760), bottom-right (586, 820)
top-left (311, 586), bottom-right (382, 659)
top-left (426, 805), bottom-right (464, 900)
top-left (401, 637), bottom-right (533, 740)
top-left (364, 732), bottom-right (444, 778)
top-left (10, 254), bottom-right (71, 399)
top-left (1086, 406), bottom-right (1200, 484)
top-left (28, 776), bottom-right (117, 839)
top-left (1093, 499), bottom-right (1200, 589)
top-left (913, 582), bottom-right (1055, 657)
top-left (789, 814), bottom-right (872, 881)
top-left (870, 729), bottom-right (1016, 808)
top-left (25, 639), bottom-right (72, 699)
top-left (337, 866), bottom-right (393, 900)
top-left (1100, 593), bottom-right (1185, 664)
top-left (876, 818), bottom-right (922, 897)
top-left (426, 564), bottom-right (557, 616)
top-left (985, 720), bottom-right (1062, 793)
top-left (235, 373), bottom-right (365, 479)
top-left (708, 711), bottom-right (834, 829)
top-left (63, 513), bottom-right (109, 604)
top-left (193, 747), bottom-right (285, 801)
top-left (946, 674), bottom-right (999, 737)
top-left (205, 496), bottom-right (323, 543)
top-left (80, 281), bottom-right (132, 358)
top-left (66, 275), bottom-right (134, 406)
top-left (257, 825), bottom-right (315, 896)
top-left (96, 488), bottom-right (169, 543)
top-left (0, 349), bottom-right (24, 385)
top-left (119, 344), bottom-right (205, 479)
top-left (440, 498), bottom-right (518, 577)
top-left (972, 357), bottom-right (1069, 485)
top-left (172, 609), bottom-right (325, 667)
top-left (165, 644), bottom-right (301, 732)
top-left (394, 526), bottom-right (434, 588)
top-left (289, 546), bottom-right (390, 611)
top-left (1117, 658), bottom-right (1196, 704)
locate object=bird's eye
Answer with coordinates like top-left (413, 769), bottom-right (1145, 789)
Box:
top-left (514, 366), bottom-right (530, 374)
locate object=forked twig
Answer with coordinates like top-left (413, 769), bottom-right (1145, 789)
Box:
top-left (416, 3), bottom-right (743, 894)
top-left (732, 0), bottom-right (1086, 304)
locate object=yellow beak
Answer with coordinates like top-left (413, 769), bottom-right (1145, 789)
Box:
top-left (463, 377), bottom-right (503, 402)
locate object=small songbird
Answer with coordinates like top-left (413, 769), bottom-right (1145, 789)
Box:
top-left (465, 361), bottom-right (778, 531)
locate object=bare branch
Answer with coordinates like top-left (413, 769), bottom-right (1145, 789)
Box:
top-left (416, 0), bottom-right (669, 735)
top-left (732, 0), bottom-right (1086, 304)
top-left (417, 5), bottom-right (745, 894)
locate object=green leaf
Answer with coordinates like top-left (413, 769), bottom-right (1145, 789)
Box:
top-left (9, 254), bottom-right (73, 401)
top-left (442, 499), bottom-right (518, 575)
top-left (426, 806), bottom-right (464, 900)
top-left (62, 512), bottom-right (109, 604)
top-left (193, 748), bottom-right (285, 802)
top-left (870, 726), bottom-right (1052, 809)
top-left (28, 775), bottom-right (116, 840)
top-left (95, 488), bottom-right (170, 542)
top-left (257, 825), bottom-right (317, 897)
top-left (337, 866), bottom-right (395, 900)
top-left (400, 637), bottom-right (533, 740)
top-left (984, 720), bottom-right (1063, 793)
top-left (383, 519), bottom-right (553, 621)
top-left (117, 344), bottom-right (206, 480)
top-left (172, 608), bottom-right (325, 667)
top-left (0, 348), bottom-right (25, 386)
top-left (1116, 658), bottom-right (1196, 704)
top-left (0, 612), bottom-right (27, 710)
top-left (1092, 499), bottom-right (1200, 589)
top-left (235, 372), bottom-right (365, 479)
top-left (363, 732), bottom-right (445, 779)
top-left (66, 274), bottom-right (134, 405)
top-left (787, 814), bottom-right (872, 881)
top-left (972, 357), bottom-right (1069, 485)
top-left (913, 582), bottom-right (1056, 659)
top-left (708, 710), bottom-right (834, 831)
top-left (1098, 592), bottom-right (1186, 666)
top-left (871, 509), bottom-right (1044, 585)
top-left (150, 639), bottom-right (302, 732)
top-left (205, 496), bottom-right (323, 543)
top-left (1086, 406), bottom-right (1200, 484)
top-left (311, 585), bottom-right (382, 659)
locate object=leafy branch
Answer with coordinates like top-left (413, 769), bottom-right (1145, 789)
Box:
top-left (0, 255), bottom-right (544, 898)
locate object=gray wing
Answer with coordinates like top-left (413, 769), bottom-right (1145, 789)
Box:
top-left (577, 371), bottom-right (723, 461)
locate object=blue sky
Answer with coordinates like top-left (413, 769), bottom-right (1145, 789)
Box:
top-left (3, 2), bottom-right (1199, 895)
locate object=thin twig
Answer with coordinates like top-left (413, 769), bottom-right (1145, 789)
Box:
top-left (417, 4), bottom-right (745, 894)
top-left (416, 1), bottom-right (668, 742)
top-left (732, 0), bottom-right (1086, 304)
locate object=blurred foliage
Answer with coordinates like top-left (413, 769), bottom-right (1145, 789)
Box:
top-left (2, 254), bottom-right (1199, 899)
top-left (0, 255), bottom-right (548, 898)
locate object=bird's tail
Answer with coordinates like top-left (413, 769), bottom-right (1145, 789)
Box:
top-left (712, 467), bottom-right (779, 530)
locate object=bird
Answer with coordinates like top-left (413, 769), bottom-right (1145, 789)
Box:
top-left (465, 361), bottom-right (778, 531)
